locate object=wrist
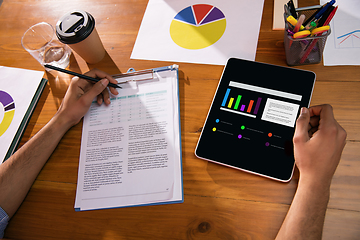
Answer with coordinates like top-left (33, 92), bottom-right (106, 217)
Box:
top-left (298, 174), bottom-right (332, 196)
top-left (49, 111), bottom-right (76, 135)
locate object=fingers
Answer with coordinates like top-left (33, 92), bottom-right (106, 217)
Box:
top-left (307, 104), bottom-right (347, 143)
top-left (108, 84), bottom-right (119, 96)
top-left (309, 115), bottom-right (320, 129)
top-left (82, 78), bottom-right (110, 105)
top-left (308, 104), bottom-right (333, 116)
top-left (85, 68), bottom-right (119, 95)
top-left (309, 104), bottom-right (335, 126)
top-left (99, 86), bottom-right (111, 105)
top-left (308, 115), bottom-right (320, 137)
top-left (293, 107), bottom-right (311, 144)
top-left (305, 105), bottom-right (334, 137)
top-left (74, 69), bottom-right (119, 105)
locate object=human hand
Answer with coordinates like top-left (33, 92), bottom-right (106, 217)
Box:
top-left (293, 105), bottom-right (347, 187)
top-left (55, 68), bottom-right (119, 128)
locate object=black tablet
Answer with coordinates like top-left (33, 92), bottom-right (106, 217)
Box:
top-left (195, 58), bottom-right (316, 182)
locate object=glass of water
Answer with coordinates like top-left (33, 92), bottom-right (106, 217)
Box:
top-left (21, 22), bottom-right (71, 69)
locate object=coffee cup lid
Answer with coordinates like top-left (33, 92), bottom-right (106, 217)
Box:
top-left (56, 10), bottom-right (95, 44)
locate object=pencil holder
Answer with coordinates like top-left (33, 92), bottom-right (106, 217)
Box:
top-left (284, 7), bottom-right (331, 66)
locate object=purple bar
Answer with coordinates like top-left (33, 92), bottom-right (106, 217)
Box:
top-left (253, 97), bottom-right (262, 115)
top-left (240, 105), bottom-right (245, 111)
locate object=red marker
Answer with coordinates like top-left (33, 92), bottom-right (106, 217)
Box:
top-left (323, 6), bottom-right (338, 25)
top-left (300, 7), bottom-right (338, 64)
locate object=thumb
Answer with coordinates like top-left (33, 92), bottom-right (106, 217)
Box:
top-left (82, 78), bottom-right (109, 103)
top-left (293, 107), bottom-right (311, 144)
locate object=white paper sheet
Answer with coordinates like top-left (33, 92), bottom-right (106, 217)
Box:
top-left (322, 0), bottom-right (360, 66)
top-left (0, 66), bottom-right (44, 163)
top-left (75, 67), bottom-right (182, 211)
top-left (131, 0), bottom-right (265, 65)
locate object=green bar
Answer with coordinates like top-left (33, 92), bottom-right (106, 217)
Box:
top-left (234, 95), bottom-right (242, 110)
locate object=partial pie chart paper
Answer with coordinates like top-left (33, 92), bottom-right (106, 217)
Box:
top-left (170, 4), bottom-right (226, 50)
top-left (0, 91), bottom-right (15, 137)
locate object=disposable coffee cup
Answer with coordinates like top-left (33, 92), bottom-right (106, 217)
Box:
top-left (56, 10), bottom-right (105, 64)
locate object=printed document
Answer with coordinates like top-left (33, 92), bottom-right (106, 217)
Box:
top-left (75, 66), bottom-right (182, 211)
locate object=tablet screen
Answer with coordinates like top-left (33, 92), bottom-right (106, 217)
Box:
top-left (195, 58), bottom-right (316, 182)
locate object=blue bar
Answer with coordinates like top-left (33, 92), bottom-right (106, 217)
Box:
top-left (221, 88), bottom-right (231, 107)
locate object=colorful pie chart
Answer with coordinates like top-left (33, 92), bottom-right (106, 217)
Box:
top-left (0, 91), bottom-right (15, 137)
top-left (170, 4), bottom-right (226, 50)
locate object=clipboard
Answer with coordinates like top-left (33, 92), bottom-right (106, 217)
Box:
top-left (195, 58), bottom-right (315, 182)
top-left (75, 64), bottom-right (183, 211)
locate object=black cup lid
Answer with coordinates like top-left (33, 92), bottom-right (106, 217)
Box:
top-left (56, 10), bottom-right (95, 44)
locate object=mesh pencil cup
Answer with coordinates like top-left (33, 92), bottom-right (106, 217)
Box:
top-left (284, 7), bottom-right (331, 66)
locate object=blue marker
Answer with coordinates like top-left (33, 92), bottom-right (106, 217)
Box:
top-left (314, 0), bottom-right (335, 21)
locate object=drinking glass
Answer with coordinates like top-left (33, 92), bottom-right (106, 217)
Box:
top-left (21, 22), bottom-right (71, 69)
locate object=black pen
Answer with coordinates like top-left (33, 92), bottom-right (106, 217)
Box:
top-left (287, 0), bottom-right (297, 18)
top-left (317, 5), bottom-right (335, 27)
top-left (44, 64), bottom-right (121, 89)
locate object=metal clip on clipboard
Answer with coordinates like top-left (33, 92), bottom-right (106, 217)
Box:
top-left (113, 68), bottom-right (154, 84)
top-left (113, 65), bottom-right (179, 84)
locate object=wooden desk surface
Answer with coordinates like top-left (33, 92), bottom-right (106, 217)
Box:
top-left (1, 0), bottom-right (359, 239)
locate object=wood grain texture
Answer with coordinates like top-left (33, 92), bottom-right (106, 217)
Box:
top-left (1, 0), bottom-right (359, 239)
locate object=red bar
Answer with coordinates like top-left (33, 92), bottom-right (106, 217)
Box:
top-left (247, 100), bottom-right (254, 113)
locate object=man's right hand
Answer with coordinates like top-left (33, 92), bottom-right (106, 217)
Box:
top-left (293, 104), bottom-right (347, 187)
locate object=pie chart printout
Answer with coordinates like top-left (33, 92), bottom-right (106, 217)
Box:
top-left (0, 90), bottom-right (15, 137)
top-left (170, 4), bottom-right (226, 50)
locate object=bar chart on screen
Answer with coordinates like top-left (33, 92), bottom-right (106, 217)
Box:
top-left (219, 81), bottom-right (301, 124)
top-left (211, 79), bottom-right (302, 151)
top-left (220, 88), bottom-right (262, 118)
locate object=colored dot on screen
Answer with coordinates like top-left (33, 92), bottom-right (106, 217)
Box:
top-left (238, 134), bottom-right (242, 139)
top-left (213, 127), bottom-right (216, 132)
top-left (268, 133), bottom-right (273, 137)
top-left (265, 142), bottom-right (270, 147)
top-left (216, 119), bottom-right (220, 123)
top-left (241, 125), bottom-right (245, 130)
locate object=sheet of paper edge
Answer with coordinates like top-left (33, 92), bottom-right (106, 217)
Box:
top-left (273, 0), bottom-right (298, 30)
